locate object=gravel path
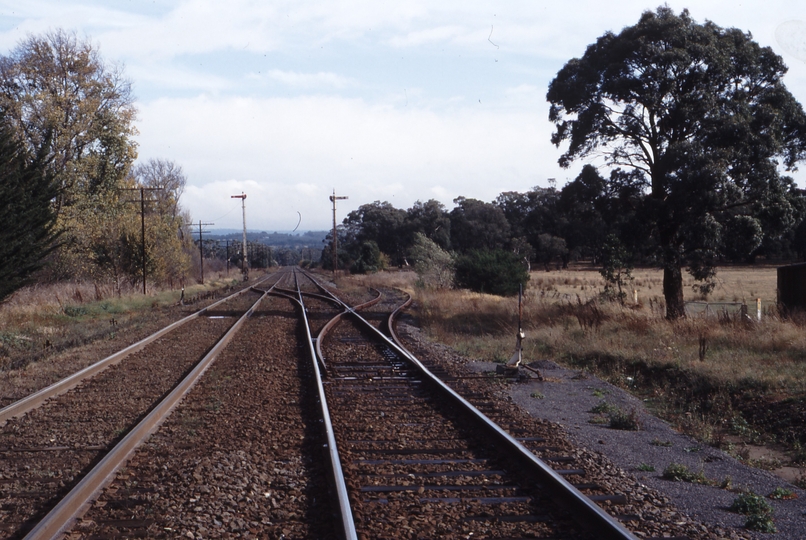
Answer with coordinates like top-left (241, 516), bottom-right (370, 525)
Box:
top-left (0, 315), bottom-right (237, 537)
top-left (325, 317), bottom-right (591, 539)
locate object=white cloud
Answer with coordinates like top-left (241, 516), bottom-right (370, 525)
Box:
top-left (4, 0), bottom-right (806, 229)
top-left (430, 186), bottom-right (449, 199)
top-left (94, 1), bottom-right (281, 60)
top-left (506, 84), bottom-right (539, 95)
top-left (295, 183), bottom-right (319, 196)
top-left (387, 25), bottom-right (470, 48)
top-left (260, 69), bottom-right (357, 89)
top-left (776, 20), bottom-right (806, 63)
top-left (136, 94), bottom-right (560, 230)
top-left (129, 63), bottom-right (233, 93)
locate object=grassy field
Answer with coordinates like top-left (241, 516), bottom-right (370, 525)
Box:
top-left (530, 265), bottom-right (778, 305)
top-left (345, 264), bottom-right (806, 478)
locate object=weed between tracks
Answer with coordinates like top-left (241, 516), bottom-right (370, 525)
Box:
top-left (342, 266), bottom-right (806, 476)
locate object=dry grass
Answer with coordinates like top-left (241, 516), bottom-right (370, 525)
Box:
top-left (349, 265), bottom-right (802, 391)
top-left (0, 269), bottom-right (249, 371)
top-left (529, 265), bottom-right (778, 307)
top-left (343, 265), bottom-right (806, 452)
top-left (338, 269), bottom-right (417, 294)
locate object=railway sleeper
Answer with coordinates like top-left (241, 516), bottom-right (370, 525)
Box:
top-left (370, 495), bottom-right (534, 505)
top-left (463, 514), bottom-right (553, 523)
top-left (361, 469), bottom-right (507, 479)
top-left (360, 484), bottom-right (521, 493)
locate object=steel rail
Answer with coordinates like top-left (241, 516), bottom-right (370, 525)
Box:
top-left (23, 286), bottom-right (273, 540)
top-left (0, 274), bottom-right (274, 427)
top-left (313, 287), bottom-right (383, 372)
top-left (273, 286), bottom-right (342, 306)
top-left (285, 271), bottom-right (381, 373)
top-left (302, 271), bottom-right (638, 540)
top-left (289, 269), bottom-right (358, 540)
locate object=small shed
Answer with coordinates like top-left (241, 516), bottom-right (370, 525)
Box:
top-left (777, 262), bottom-right (806, 312)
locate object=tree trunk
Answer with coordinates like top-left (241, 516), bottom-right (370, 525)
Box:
top-left (663, 265), bottom-right (686, 319)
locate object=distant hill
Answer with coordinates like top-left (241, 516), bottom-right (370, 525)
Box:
top-left (206, 229), bottom-right (328, 248)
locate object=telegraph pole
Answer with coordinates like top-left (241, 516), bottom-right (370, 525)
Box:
top-left (196, 220), bottom-right (214, 284)
top-left (123, 186), bottom-right (162, 294)
top-left (231, 193), bottom-right (248, 280)
top-left (329, 189), bottom-right (348, 274)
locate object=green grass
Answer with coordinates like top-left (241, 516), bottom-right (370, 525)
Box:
top-left (730, 491), bottom-right (777, 532)
top-left (661, 463), bottom-right (712, 484)
top-left (743, 513), bottom-right (776, 533)
top-left (589, 401), bottom-right (618, 414)
top-left (637, 463), bottom-right (655, 472)
top-left (730, 491), bottom-right (773, 515)
top-left (649, 437), bottom-right (672, 447)
top-left (0, 275), bottom-right (251, 372)
top-left (768, 487), bottom-right (796, 500)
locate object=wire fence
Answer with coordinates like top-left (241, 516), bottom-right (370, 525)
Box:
top-left (685, 300), bottom-right (762, 321)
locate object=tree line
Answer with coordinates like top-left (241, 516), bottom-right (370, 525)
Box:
top-left (328, 7), bottom-right (806, 320)
top-left (0, 29), bottom-right (195, 302)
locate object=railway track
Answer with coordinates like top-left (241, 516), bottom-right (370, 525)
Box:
top-left (0, 267), bottom-right (704, 538)
top-left (296, 270), bottom-right (637, 539)
top-left (0, 274), bottom-right (278, 539)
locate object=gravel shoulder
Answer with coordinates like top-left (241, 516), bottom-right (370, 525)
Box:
top-left (496, 360), bottom-right (805, 539)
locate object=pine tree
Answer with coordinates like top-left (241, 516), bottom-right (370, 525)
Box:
top-left (0, 118), bottom-right (60, 302)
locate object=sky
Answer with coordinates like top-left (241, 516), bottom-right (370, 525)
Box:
top-left (1, 1), bottom-right (806, 231)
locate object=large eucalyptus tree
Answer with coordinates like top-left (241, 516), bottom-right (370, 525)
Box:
top-left (547, 7), bottom-right (806, 318)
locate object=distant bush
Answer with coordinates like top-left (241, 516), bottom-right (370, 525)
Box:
top-left (350, 241), bottom-right (381, 274)
top-left (730, 491), bottom-right (773, 516)
top-left (662, 463), bottom-right (711, 484)
top-left (454, 249), bottom-right (528, 296)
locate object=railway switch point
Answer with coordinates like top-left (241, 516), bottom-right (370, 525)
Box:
top-left (508, 329), bottom-right (526, 368)
top-left (498, 283), bottom-right (542, 379)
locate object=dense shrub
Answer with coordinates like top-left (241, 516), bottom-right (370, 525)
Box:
top-left (350, 241), bottom-right (382, 274)
top-left (408, 232), bottom-right (454, 289)
top-left (454, 249), bottom-right (528, 296)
